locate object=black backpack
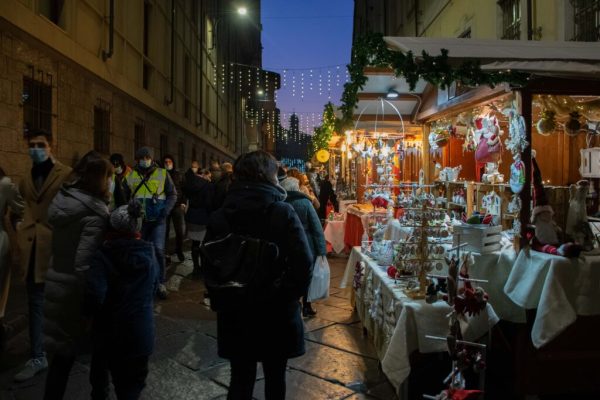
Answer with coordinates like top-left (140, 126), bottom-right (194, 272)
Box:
top-left (200, 206), bottom-right (282, 312)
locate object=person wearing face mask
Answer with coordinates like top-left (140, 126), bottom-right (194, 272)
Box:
top-left (13, 129), bottom-right (72, 382)
top-left (124, 147), bottom-right (177, 300)
top-left (109, 153), bottom-right (131, 211)
top-left (162, 155), bottom-right (186, 263)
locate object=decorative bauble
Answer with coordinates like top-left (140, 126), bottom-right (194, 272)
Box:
top-left (429, 128), bottom-right (450, 150)
top-left (387, 266), bottom-right (397, 279)
top-left (536, 110), bottom-right (556, 135)
top-left (316, 149), bottom-right (330, 163)
top-left (376, 166), bottom-right (384, 175)
top-left (564, 111), bottom-right (582, 136)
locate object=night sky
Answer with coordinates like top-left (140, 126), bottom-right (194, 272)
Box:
top-left (261, 0), bottom-right (353, 134)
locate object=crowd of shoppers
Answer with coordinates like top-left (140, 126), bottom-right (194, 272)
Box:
top-left (0, 134), bottom-right (335, 399)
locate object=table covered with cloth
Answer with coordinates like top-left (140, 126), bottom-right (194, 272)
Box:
top-left (504, 249), bottom-right (600, 348)
top-left (324, 220), bottom-right (346, 254)
top-left (343, 247), bottom-right (499, 395)
top-left (343, 206), bottom-right (387, 249)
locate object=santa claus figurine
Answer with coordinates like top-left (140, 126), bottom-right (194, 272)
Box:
top-left (530, 157), bottom-right (581, 257)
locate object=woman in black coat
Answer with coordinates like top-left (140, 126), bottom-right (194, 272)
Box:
top-left (204, 151), bottom-right (312, 400)
top-left (318, 175), bottom-right (338, 220)
top-left (182, 164), bottom-right (214, 277)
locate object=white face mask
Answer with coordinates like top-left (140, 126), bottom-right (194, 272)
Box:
top-left (166, 165), bottom-right (173, 171)
top-left (191, 167), bottom-right (199, 174)
top-left (115, 166), bottom-right (123, 175)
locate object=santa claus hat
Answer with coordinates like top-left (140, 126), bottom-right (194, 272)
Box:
top-left (532, 155), bottom-right (551, 217)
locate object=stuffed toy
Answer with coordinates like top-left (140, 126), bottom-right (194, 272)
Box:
top-left (565, 180), bottom-right (595, 251)
top-left (531, 157), bottom-right (581, 257)
top-left (475, 116), bottom-right (503, 163)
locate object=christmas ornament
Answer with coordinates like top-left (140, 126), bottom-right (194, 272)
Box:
top-left (536, 110), bottom-right (557, 136)
top-left (564, 111), bottom-right (582, 136)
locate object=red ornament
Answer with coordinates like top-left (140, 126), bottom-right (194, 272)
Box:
top-left (387, 266), bottom-right (397, 278)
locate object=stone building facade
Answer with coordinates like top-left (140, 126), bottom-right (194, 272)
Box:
top-left (0, 0), bottom-right (276, 181)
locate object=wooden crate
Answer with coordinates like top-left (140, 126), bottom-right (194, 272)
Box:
top-left (453, 224), bottom-right (502, 254)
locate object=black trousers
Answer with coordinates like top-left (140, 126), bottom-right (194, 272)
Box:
top-left (228, 358), bottom-right (288, 400)
top-left (89, 349), bottom-right (149, 400)
top-left (43, 354), bottom-right (76, 400)
top-left (165, 206), bottom-right (185, 254)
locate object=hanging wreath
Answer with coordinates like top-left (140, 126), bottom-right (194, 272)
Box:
top-left (536, 110), bottom-right (557, 136)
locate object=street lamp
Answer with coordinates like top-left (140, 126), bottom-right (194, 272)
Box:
top-left (209, 6), bottom-right (249, 51)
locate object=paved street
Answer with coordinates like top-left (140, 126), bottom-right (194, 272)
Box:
top-left (0, 253), bottom-right (398, 400)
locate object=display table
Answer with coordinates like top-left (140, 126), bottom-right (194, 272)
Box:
top-left (345, 247), bottom-right (499, 395)
top-left (323, 220), bottom-right (346, 254)
top-left (504, 249), bottom-right (600, 348)
top-left (469, 243), bottom-right (526, 324)
top-left (339, 199), bottom-right (357, 214)
top-left (343, 205), bottom-right (387, 249)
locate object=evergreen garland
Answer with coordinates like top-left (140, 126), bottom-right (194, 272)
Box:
top-left (309, 102), bottom-right (338, 158)
top-left (339, 32), bottom-right (530, 126)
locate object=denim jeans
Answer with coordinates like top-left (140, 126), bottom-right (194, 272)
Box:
top-left (26, 281), bottom-right (45, 359)
top-left (141, 220), bottom-right (166, 284)
top-left (165, 206), bottom-right (185, 255)
top-left (26, 243), bottom-right (45, 360)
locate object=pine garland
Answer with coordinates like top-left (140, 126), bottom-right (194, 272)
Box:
top-left (309, 102), bottom-right (338, 158)
top-left (338, 33), bottom-right (530, 127)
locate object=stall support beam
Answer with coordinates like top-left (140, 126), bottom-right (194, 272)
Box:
top-left (519, 90), bottom-right (532, 249)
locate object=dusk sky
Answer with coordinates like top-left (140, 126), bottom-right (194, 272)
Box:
top-left (261, 0), bottom-right (353, 134)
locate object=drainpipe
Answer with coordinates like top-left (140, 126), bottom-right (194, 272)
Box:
top-left (526, 0), bottom-right (533, 40)
top-left (165, 0), bottom-right (175, 105)
top-left (415, 0), bottom-right (419, 37)
top-left (102, 0), bottom-right (114, 61)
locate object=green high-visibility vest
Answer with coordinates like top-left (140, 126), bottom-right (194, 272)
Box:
top-left (126, 168), bottom-right (167, 200)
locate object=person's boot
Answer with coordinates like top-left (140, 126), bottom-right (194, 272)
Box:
top-left (191, 246), bottom-right (202, 280)
top-left (303, 303), bottom-right (317, 317)
top-left (176, 250), bottom-right (185, 263)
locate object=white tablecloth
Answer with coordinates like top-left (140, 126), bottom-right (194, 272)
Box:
top-left (347, 247), bottom-right (499, 394)
top-left (383, 219), bottom-right (412, 241)
top-left (504, 249), bottom-right (600, 348)
top-left (469, 243), bottom-right (525, 324)
top-left (324, 220), bottom-right (346, 254)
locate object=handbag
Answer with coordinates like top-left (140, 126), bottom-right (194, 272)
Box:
top-left (307, 256), bottom-right (330, 302)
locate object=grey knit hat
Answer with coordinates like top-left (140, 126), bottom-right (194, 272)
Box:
top-left (280, 176), bottom-right (300, 192)
top-left (135, 146), bottom-right (154, 160)
top-left (110, 204), bottom-right (142, 233)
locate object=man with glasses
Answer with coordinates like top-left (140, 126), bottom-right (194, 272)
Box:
top-left (14, 129), bottom-right (72, 382)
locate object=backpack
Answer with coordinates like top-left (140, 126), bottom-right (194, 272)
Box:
top-left (200, 205), bottom-right (282, 312)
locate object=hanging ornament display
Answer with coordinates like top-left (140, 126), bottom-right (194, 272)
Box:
top-left (509, 155), bottom-right (526, 194)
top-left (564, 111), bottom-right (582, 136)
top-left (503, 107), bottom-right (529, 155)
top-left (536, 110), bottom-right (557, 136)
top-left (429, 126), bottom-right (450, 157)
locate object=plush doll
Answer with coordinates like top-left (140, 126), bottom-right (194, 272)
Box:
top-left (475, 117), bottom-right (503, 163)
top-left (531, 157), bottom-right (581, 257)
top-left (565, 180), bottom-right (595, 251)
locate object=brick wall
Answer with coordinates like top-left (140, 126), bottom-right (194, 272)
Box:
top-left (0, 30), bottom-right (231, 184)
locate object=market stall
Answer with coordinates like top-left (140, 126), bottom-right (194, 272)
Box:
top-left (336, 35), bottom-right (600, 397)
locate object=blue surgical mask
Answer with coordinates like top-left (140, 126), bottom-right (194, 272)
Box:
top-left (139, 159), bottom-right (152, 168)
top-left (29, 148), bottom-right (49, 164)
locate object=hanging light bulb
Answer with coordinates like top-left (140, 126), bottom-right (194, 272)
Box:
top-left (341, 143), bottom-right (347, 152)
top-left (347, 151), bottom-right (353, 159)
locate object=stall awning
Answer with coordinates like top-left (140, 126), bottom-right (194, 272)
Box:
top-left (383, 37), bottom-right (600, 76)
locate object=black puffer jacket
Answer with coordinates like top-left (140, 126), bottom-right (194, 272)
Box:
top-left (46, 187), bottom-right (109, 354)
top-left (205, 181), bottom-right (312, 360)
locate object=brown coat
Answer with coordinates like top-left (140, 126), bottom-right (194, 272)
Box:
top-left (17, 160), bottom-right (72, 283)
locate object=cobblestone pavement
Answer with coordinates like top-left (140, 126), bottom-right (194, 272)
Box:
top-left (0, 253), bottom-right (398, 400)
